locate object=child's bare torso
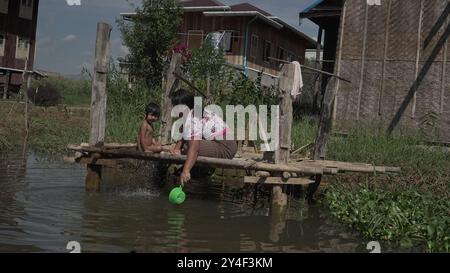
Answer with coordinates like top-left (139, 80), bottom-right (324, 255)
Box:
top-left (138, 121), bottom-right (155, 152)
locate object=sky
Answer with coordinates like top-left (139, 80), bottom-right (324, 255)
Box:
top-left (35, 0), bottom-right (319, 75)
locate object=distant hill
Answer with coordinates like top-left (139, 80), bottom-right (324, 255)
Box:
top-left (35, 69), bottom-right (88, 81)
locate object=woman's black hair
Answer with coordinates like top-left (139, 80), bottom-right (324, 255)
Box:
top-left (145, 103), bottom-right (161, 117)
top-left (170, 89), bottom-right (195, 109)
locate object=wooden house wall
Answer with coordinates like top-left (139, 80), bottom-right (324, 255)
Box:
top-left (179, 12), bottom-right (248, 69)
top-left (334, 0), bottom-right (450, 141)
top-left (179, 12), bottom-right (309, 77)
top-left (247, 23), bottom-right (307, 76)
top-left (0, 0), bottom-right (39, 86)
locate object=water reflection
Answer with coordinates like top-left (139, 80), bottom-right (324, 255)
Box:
top-left (0, 149), bottom-right (367, 253)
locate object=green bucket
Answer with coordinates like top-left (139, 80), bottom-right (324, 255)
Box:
top-left (169, 186), bottom-right (186, 205)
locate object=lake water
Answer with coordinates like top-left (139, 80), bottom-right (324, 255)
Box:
top-left (0, 149), bottom-right (370, 253)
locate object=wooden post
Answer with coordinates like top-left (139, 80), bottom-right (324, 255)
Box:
top-left (271, 63), bottom-right (295, 215)
top-left (160, 53), bottom-right (182, 145)
top-left (86, 22), bottom-right (112, 192)
top-left (356, 3), bottom-right (369, 121)
top-left (275, 64), bottom-right (295, 164)
top-left (3, 71), bottom-right (10, 99)
top-left (22, 59), bottom-right (30, 135)
top-left (313, 27), bottom-right (323, 113)
top-left (378, 0), bottom-right (392, 116)
top-left (412, 0), bottom-right (424, 118)
top-left (308, 77), bottom-right (337, 201)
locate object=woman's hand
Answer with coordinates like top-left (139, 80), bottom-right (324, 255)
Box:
top-left (170, 149), bottom-right (182, 155)
top-left (180, 170), bottom-right (191, 185)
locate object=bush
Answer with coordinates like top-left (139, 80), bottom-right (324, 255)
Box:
top-left (27, 83), bottom-right (61, 107)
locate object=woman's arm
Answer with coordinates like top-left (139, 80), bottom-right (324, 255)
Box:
top-left (180, 140), bottom-right (200, 184)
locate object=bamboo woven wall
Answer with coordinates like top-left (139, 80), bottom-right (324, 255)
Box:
top-left (334, 0), bottom-right (450, 141)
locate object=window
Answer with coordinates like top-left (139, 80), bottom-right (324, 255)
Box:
top-left (0, 34), bottom-right (5, 56)
top-left (19, 0), bottom-right (33, 20)
top-left (277, 47), bottom-right (286, 61)
top-left (0, 0), bottom-right (8, 14)
top-left (16, 37), bottom-right (30, 60)
top-left (187, 30), bottom-right (203, 50)
top-left (287, 51), bottom-right (295, 62)
top-left (250, 35), bottom-right (258, 59)
top-left (263, 40), bottom-right (271, 63)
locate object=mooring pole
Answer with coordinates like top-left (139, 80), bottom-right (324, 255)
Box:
top-left (270, 63), bottom-right (295, 228)
top-left (86, 22), bottom-right (112, 192)
top-left (307, 77), bottom-right (337, 202)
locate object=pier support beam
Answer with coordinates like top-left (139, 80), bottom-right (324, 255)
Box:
top-left (86, 22), bottom-right (112, 192)
top-left (270, 63), bottom-right (295, 216)
top-left (308, 77), bottom-right (337, 202)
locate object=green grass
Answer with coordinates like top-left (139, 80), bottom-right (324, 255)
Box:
top-left (28, 107), bottom-right (89, 155)
top-left (291, 117), bottom-right (318, 150)
top-left (32, 76), bottom-right (91, 107)
top-left (288, 120), bottom-right (450, 252)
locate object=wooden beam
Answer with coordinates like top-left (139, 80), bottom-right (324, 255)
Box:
top-left (3, 71), bottom-right (10, 99)
top-left (308, 77), bottom-right (338, 201)
top-left (275, 63), bottom-right (295, 164)
top-left (423, 2), bottom-right (450, 50)
top-left (300, 11), bottom-right (342, 19)
top-left (378, 0), bottom-right (392, 116)
top-left (412, 0), bottom-right (424, 118)
top-left (314, 27), bottom-right (323, 113)
top-left (81, 143), bottom-right (137, 149)
top-left (301, 64), bottom-right (351, 83)
top-left (244, 176), bottom-right (315, 186)
top-left (86, 22), bottom-right (112, 192)
top-left (173, 71), bottom-right (208, 98)
top-left (68, 145), bottom-right (325, 175)
top-left (89, 22), bottom-right (111, 147)
top-left (332, 2), bottom-right (348, 122)
top-left (440, 17), bottom-right (449, 114)
top-left (313, 78), bottom-right (337, 160)
top-left (356, 3), bottom-right (369, 121)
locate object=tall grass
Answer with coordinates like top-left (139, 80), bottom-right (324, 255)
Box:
top-left (32, 75), bottom-right (91, 106)
top-left (291, 117), bottom-right (318, 150)
top-left (105, 66), bottom-right (161, 143)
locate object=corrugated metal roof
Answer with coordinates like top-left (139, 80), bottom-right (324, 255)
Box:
top-left (229, 3), bottom-right (272, 17)
top-left (179, 0), bottom-right (226, 8)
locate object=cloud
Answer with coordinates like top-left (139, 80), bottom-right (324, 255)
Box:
top-left (63, 34), bottom-right (77, 41)
top-left (66, 0), bottom-right (81, 6)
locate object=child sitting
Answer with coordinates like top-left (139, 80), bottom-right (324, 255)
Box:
top-left (137, 103), bottom-right (169, 153)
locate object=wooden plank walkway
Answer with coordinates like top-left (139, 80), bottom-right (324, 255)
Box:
top-left (68, 144), bottom-right (401, 180)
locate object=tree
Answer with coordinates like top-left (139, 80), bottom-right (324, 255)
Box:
top-left (117, 0), bottom-right (182, 89)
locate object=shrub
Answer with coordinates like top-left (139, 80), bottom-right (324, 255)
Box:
top-left (27, 83), bottom-right (61, 107)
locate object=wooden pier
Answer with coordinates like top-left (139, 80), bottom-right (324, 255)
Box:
top-left (68, 22), bottom-right (401, 209)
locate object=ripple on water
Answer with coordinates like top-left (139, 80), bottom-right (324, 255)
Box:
top-left (0, 150), bottom-right (370, 253)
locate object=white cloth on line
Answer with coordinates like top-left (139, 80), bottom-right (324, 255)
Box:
top-left (291, 61), bottom-right (303, 99)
